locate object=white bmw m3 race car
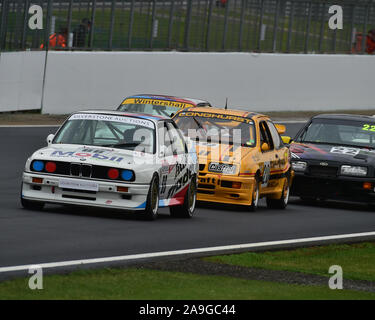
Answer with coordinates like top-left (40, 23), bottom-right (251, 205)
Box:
top-left (21, 111), bottom-right (198, 220)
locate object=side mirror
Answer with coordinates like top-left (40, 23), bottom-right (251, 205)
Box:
top-left (281, 136), bottom-right (293, 144)
top-left (261, 142), bottom-right (270, 152)
top-left (46, 134), bottom-right (55, 146)
top-left (275, 124), bottom-right (286, 135)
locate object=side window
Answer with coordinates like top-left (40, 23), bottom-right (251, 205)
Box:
top-left (158, 122), bottom-right (173, 157)
top-left (259, 121), bottom-right (274, 150)
top-left (267, 121), bottom-right (281, 149)
top-left (166, 122), bottom-right (186, 155)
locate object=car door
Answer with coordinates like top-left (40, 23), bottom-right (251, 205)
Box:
top-left (267, 120), bottom-right (286, 172)
top-left (158, 121), bottom-right (176, 200)
top-left (258, 120), bottom-right (278, 191)
top-left (165, 121), bottom-right (190, 200)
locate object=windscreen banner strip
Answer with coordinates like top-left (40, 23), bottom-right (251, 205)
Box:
top-left (123, 98), bottom-right (194, 109)
top-left (178, 111), bottom-right (253, 124)
top-left (69, 113), bottom-right (154, 129)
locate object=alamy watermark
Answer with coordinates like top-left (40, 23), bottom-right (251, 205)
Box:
top-left (328, 265), bottom-right (343, 290)
top-left (28, 5), bottom-right (43, 30)
top-left (28, 265), bottom-right (43, 290)
top-left (328, 5), bottom-right (343, 30)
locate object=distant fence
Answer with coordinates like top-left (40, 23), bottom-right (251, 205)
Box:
top-left (1, 0), bottom-right (374, 53)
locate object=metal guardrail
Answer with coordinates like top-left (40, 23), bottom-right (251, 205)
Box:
top-left (0, 0), bottom-right (374, 53)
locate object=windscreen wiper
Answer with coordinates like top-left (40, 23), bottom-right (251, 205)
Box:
top-left (192, 116), bottom-right (206, 132)
top-left (108, 142), bottom-right (140, 148)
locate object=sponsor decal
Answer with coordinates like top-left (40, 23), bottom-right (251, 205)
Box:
top-left (261, 161), bottom-right (271, 187)
top-left (69, 113), bottom-right (154, 129)
top-left (167, 168), bottom-right (193, 199)
top-left (330, 146), bottom-right (360, 156)
top-left (178, 111), bottom-right (254, 124)
top-left (160, 162), bottom-right (175, 174)
top-left (123, 98), bottom-right (194, 109)
top-left (50, 150), bottom-right (124, 162)
top-left (175, 163), bottom-right (187, 179)
top-left (160, 175), bottom-right (167, 194)
top-left (290, 152), bottom-right (299, 159)
top-left (208, 162), bottom-right (236, 175)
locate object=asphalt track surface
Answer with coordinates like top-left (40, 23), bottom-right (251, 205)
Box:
top-left (1, 123), bottom-right (375, 279)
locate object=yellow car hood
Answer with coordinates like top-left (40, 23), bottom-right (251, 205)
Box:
top-left (195, 142), bottom-right (254, 165)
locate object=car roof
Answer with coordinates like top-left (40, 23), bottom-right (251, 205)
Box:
top-left (123, 94), bottom-right (211, 106)
top-left (177, 106), bottom-right (266, 119)
top-left (72, 110), bottom-right (170, 122)
top-left (312, 113), bottom-right (375, 122)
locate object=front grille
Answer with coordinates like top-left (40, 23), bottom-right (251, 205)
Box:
top-left (309, 165), bottom-right (338, 178)
top-left (198, 184), bottom-right (215, 189)
top-left (62, 194), bottom-right (96, 201)
top-left (197, 189), bottom-right (215, 194)
top-left (81, 165), bottom-right (92, 177)
top-left (62, 188), bottom-right (97, 194)
top-left (30, 160), bottom-right (135, 182)
top-left (221, 181), bottom-right (232, 188)
top-left (70, 163), bottom-right (81, 176)
top-left (70, 163), bottom-right (92, 177)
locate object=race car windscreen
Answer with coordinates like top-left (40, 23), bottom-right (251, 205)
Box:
top-left (53, 114), bottom-right (156, 154)
top-left (173, 111), bottom-right (256, 147)
top-left (119, 103), bottom-right (178, 117)
top-left (296, 119), bottom-right (375, 149)
top-left (118, 98), bottom-right (195, 117)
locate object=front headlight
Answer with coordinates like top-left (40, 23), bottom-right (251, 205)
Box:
top-left (340, 165), bottom-right (367, 177)
top-left (292, 161), bottom-right (307, 172)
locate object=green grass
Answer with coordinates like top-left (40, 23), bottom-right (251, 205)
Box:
top-left (0, 267), bottom-right (374, 300)
top-left (206, 242), bottom-right (375, 282)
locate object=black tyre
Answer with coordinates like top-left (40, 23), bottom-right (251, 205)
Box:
top-left (249, 177), bottom-right (260, 212)
top-left (144, 174), bottom-right (159, 220)
top-left (21, 197), bottom-right (45, 210)
top-left (170, 176), bottom-right (197, 218)
top-left (266, 177), bottom-right (290, 209)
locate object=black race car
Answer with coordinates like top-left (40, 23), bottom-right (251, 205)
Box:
top-left (288, 114), bottom-right (375, 203)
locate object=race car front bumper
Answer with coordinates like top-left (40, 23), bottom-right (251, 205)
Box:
top-left (291, 172), bottom-right (375, 203)
top-left (197, 173), bottom-right (254, 206)
top-left (22, 172), bottom-right (150, 211)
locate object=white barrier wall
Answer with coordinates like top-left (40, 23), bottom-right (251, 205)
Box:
top-left (0, 51), bottom-right (45, 112)
top-left (41, 51), bottom-right (375, 114)
top-left (1, 51), bottom-right (374, 114)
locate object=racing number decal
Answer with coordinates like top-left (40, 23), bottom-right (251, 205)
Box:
top-left (261, 161), bottom-right (271, 187)
top-left (161, 175), bottom-right (167, 194)
top-left (362, 124), bottom-right (375, 132)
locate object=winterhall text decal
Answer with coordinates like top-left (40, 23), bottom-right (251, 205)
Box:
top-left (69, 113), bottom-right (154, 129)
top-left (123, 98), bottom-right (194, 109)
top-left (177, 111), bottom-right (254, 124)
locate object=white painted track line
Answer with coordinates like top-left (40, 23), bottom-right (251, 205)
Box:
top-left (1, 231), bottom-right (375, 273)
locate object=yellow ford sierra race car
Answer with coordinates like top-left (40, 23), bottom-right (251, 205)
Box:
top-left (117, 94), bottom-right (212, 117)
top-left (173, 107), bottom-right (293, 210)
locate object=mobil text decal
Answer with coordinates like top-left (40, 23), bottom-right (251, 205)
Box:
top-left (50, 148), bottom-right (124, 162)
